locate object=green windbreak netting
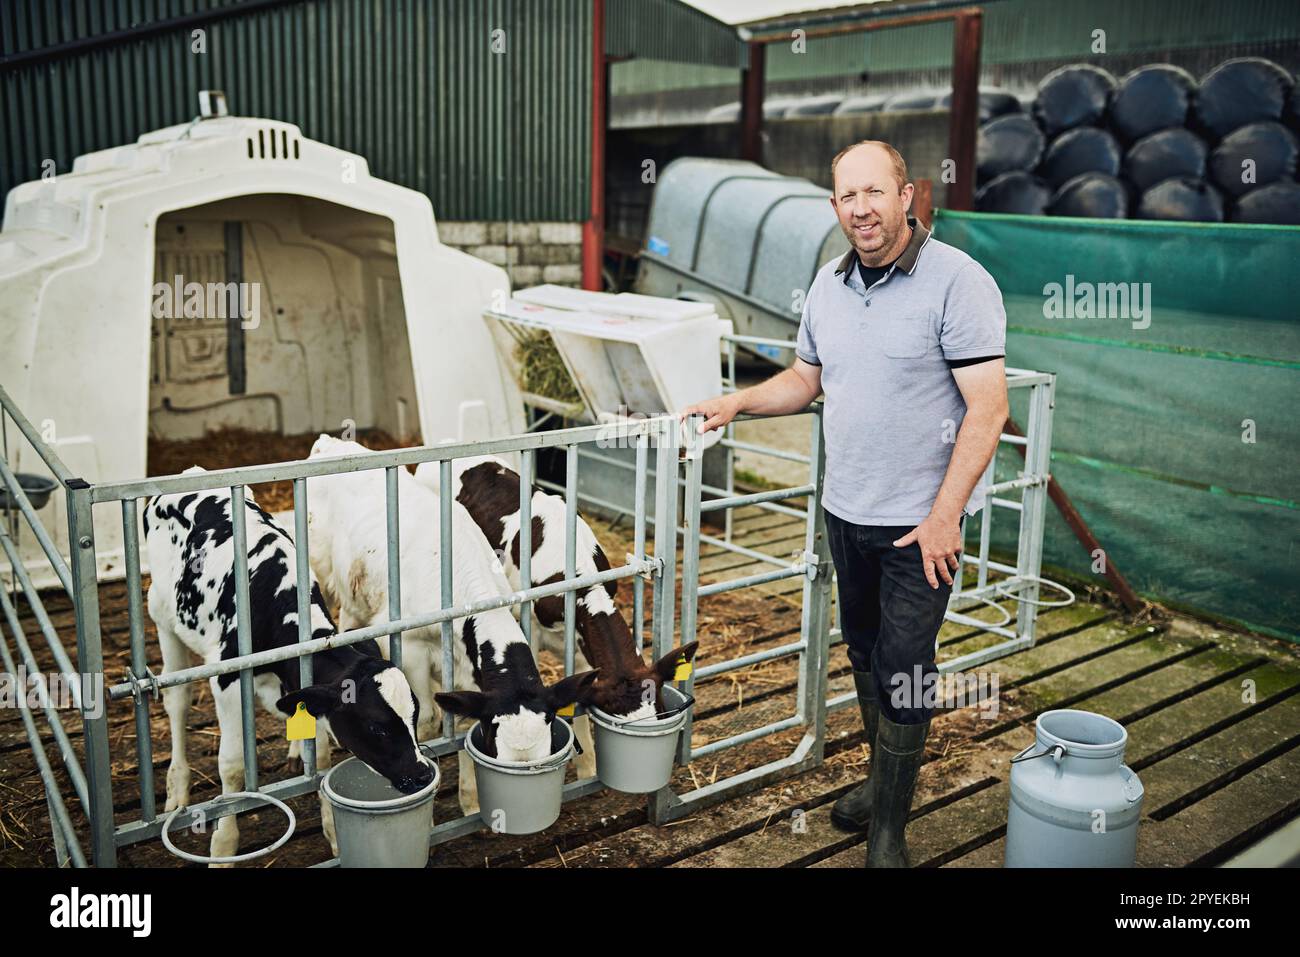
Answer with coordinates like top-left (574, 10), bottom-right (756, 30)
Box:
top-left (934, 210), bottom-right (1300, 641)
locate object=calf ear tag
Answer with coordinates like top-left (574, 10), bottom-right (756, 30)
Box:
top-left (673, 655), bottom-right (693, 682)
top-left (557, 702), bottom-right (576, 718)
top-left (287, 702), bottom-right (316, 741)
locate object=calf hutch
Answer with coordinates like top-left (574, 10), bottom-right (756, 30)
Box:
top-left (0, 108), bottom-right (1064, 869)
top-left (0, 105), bottom-right (523, 589)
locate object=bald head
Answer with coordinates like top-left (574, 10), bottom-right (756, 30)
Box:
top-left (828, 140), bottom-right (914, 267)
top-left (831, 140), bottom-right (909, 195)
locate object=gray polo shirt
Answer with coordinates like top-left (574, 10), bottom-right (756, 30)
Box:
top-left (796, 218), bottom-right (1007, 526)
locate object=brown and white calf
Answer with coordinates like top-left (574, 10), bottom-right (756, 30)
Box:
top-left (306, 435), bottom-right (600, 813)
top-left (414, 455), bottom-right (699, 742)
top-left (145, 472), bottom-right (434, 865)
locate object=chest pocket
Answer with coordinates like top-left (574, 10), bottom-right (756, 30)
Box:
top-left (882, 312), bottom-right (933, 359)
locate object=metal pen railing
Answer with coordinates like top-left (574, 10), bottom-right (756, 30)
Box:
top-left (2, 349), bottom-right (1055, 864)
top-left (0, 383), bottom-right (89, 867)
top-left (85, 414), bottom-right (679, 862)
top-left (713, 340), bottom-right (1059, 715)
top-left (649, 406), bottom-right (834, 823)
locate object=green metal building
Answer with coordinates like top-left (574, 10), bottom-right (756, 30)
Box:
top-left (0, 0), bottom-right (743, 221)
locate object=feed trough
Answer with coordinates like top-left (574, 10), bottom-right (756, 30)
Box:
top-left (464, 718), bottom-right (575, 835)
top-left (589, 685), bottom-right (693, 794)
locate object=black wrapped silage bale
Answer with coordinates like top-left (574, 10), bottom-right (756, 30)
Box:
top-left (1047, 172), bottom-right (1129, 218)
top-left (1040, 126), bottom-right (1122, 188)
top-left (1193, 57), bottom-right (1294, 141)
top-left (1033, 64), bottom-right (1117, 137)
top-left (1136, 177), bottom-right (1225, 222)
top-left (833, 92), bottom-right (890, 115)
top-left (1287, 85), bottom-right (1300, 132)
top-left (1231, 181), bottom-right (1300, 225)
top-left (1110, 64), bottom-right (1198, 142)
top-left (975, 172), bottom-right (1052, 214)
top-left (1208, 121), bottom-right (1299, 197)
top-left (976, 114), bottom-right (1046, 182)
top-left (935, 89), bottom-right (1023, 124)
top-left (1123, 128), bottom-right (1209, 193)
top-left (883, 90), bottom-right (940, 112)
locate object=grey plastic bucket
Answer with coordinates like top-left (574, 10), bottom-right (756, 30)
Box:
top-left (321, 753), bottom-right (440, 868)
top-left (465, 718), bottom-right (574, 834)
top-left (589, 685), bottom-right (693, 793)
top-left (1005, 709), bottom-right (1144, 868)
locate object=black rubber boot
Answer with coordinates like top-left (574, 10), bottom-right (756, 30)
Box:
top-left (865, 713), bottom-right (931, 868)
top-left (829, 670), bottom-right (880, 832)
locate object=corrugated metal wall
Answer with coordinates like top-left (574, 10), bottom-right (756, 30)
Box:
top-left (605, 0), bottom-right (742, 68)
top-left (611, 0), bottom-right (1300, 94)
top-left (1, 0), bottom-right (593, 222)
top-left (763, 0), bottom-right (1300, 80)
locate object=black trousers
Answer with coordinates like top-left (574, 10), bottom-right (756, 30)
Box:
top-left (825, 507), bottom-right (956, 725)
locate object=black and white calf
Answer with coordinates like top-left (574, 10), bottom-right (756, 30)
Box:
top-left (145, 470), bottom-right (433, 865)
top-left (415, 455), bottom-right (698, 730)
top-left (306, 435), bottom-right (600, 813)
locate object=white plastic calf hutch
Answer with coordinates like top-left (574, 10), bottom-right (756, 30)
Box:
top-left (0, 110), bottom-right (522, 586)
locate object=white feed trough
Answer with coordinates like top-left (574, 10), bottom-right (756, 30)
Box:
top-left (485, 283), bottom-right (729, 450)
top-left (0, 109), bottom-right (522, 586)
top-left (482, 283), bottom-right (732, 521)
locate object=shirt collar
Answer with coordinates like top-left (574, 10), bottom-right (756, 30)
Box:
top-left (835, 215), bottom-right (931, 285)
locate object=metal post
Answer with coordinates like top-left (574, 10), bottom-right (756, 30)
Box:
top-left (229, 485), bottom-right (258, 792)
top-left (1016, 377), bottom-right (1055, 644)
top-left (293, 477), bottom-right (316, 774)
top-left (564, 446), bottom-right (578, 675)
top-left (647, 417), bottom-right (680, 824)
top-left (799, 406), bottom-right (832, 761)
top-left (652, 417), bottom-right (679, 664)
top-left (65, 479), bottom-right (116, 866)
top-left (673, 416), bottom-right (704, 765)
top-left (385, 466), bottom-right (403, 669)
top-left (581, 0), bottom-right (606, 290)
top-left (977, 455), bottom-right (995, 591)
top-left (724, 338), bottom-right (737, 544)
top-left (121, 499), bottom-right (155, 822)
top-left (439, 460), bottom-right (455, 740)
top-left (632, 434), bottom-right (647, 652)
top-left (519, 449), bottom-right (534, 653)
top-left (947, 10), bottom-right (982, 210)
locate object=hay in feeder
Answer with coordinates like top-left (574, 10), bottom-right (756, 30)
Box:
top-left (513, 329), bottom-right (582, 406)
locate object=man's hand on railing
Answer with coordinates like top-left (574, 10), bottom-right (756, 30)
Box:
top-left (678, 394), bottom-right (742, 434)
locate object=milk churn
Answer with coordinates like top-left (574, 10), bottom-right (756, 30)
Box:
top-left (1005, 709), bottom-right (1144, 867)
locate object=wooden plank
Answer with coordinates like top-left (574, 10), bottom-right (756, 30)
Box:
top-left (683, 625), bottom-right (1193, 868)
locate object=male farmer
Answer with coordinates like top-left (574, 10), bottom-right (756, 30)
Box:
top-left (681, 141), bottom-right (1008, 867)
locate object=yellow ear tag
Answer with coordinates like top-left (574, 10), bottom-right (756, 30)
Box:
top-left (286, 702), bottom-right (316, 741)
top-left (673, 656), bottom-right (693, 682)
top-left (557, 702), bottom-right (576, 718)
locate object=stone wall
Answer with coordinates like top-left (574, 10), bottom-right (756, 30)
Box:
top-left (436, 221), bottom-right (584, 288)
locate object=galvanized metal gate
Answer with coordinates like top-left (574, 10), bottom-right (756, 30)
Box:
top-left (0, 356), bottom-right (1055, 866)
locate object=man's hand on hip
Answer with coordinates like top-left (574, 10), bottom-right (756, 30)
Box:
top-left (893, 513), bottom-right (963, 589)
